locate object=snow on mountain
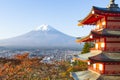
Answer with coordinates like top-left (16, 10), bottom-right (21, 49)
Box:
top-left (0, 25), bottom-right (83, 49)
top-left (35, 24), bottom-right (50, 31)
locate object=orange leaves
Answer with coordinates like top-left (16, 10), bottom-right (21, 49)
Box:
top-left (0, 53), bottom-right (73, 80)
top-left (4, 63), bottom-right (10, 68)
top-left (0, 53), bottom-right (33, 79)
top-left (14, 52), bottom-right (29, 60)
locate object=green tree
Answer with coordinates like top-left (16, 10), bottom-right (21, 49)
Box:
top-left (81, 42), bottom-right (93, 54)
top-left (71, 60), bottom-right (87, 72)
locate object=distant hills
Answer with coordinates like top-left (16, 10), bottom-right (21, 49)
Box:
top-left (0, 24), bottom-right (83, 49)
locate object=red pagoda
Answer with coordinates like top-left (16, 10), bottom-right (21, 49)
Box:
top-left (71, 0), bottom-right (120, 80)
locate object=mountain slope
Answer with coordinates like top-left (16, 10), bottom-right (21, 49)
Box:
top-left (0, 24), bottom-right (82, 49)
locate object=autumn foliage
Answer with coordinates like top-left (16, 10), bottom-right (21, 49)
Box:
top-left (0, 53), bottom-right (73, 80)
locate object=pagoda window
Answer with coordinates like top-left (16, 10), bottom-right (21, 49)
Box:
top-left (95, 42), bottom-right (104, 50)
top-left (102, 21), bottom-right (106, 29)
top-left (101, 18), bottom-right (106, 29)
top-left (92, 10), bottom-right (94, 14)
top-left (96, 20), bottom-right (100, 30)
top-left (96, 20), bottom-right (104, 30)
top-left (91, 63), bottom-right (104, 74)
top-left (95, 43), bottom-right (99, 49)
top-left (95, 18), bottom-right (106, 30)
top-left (102, 21), bottom-right (106, 25)
top-left (99, 63), bottom-right (104, 71)
top-left (96, 24), bottom-right (100, 29)
top-left (101, 42), bottom-right (105, 48)
top-left (93, 63), bottom-right (96, 69)
top-left (90, 35), bottom-right (93, 39)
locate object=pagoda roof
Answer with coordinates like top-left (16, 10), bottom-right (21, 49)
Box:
top-left (89, 52), bottom-right (120, 62)
top-left (71, 70), bottom-right (120, 80)
top-left (73, 51), bottom-right (101, 61)
top-left (71, 70), bottom-right (100, 80)
top-left (91, 29), bottom-right (120, 37)
top-left (78, 6), bottom-right (120, 26)
top-left (93, 6), bottom-right (120, 13)
top-left (76, 29), bottom-right (120, 43)
top-left (76, 34), bottom-right (93, 43)
top-left (78, 6), bottom-right (104, 26)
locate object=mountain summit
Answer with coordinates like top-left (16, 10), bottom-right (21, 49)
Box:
top-left (34, 24), bottom-right (52, 31)
top-left (0, 25), bottom-right (82, 49)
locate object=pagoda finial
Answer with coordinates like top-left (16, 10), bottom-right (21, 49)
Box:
top-left (107, 0), bottom-right (119, 9)
top-left (110, 0), bottom-right (115, 4)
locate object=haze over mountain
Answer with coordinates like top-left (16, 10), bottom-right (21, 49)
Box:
top-left (0, 24), bottom-right (82, 49)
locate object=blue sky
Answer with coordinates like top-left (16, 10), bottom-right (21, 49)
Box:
top-left (0, 0), bottom-right (120, 39)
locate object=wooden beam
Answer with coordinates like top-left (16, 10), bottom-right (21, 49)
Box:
top-left (106, 41), bottom-right (120, 43)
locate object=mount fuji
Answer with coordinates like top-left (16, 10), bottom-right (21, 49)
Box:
top-left (0, 24), bottom-right (82, 49)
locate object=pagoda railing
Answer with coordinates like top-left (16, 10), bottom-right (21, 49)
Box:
top-left (90, 48), bottom-right (102, 54)
top-left (88, 66), bottom-right (103, 74)
top-left (92, 26), bottom-right (104, 31)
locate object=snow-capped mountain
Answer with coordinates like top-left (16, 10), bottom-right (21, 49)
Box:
top-left (0, 25), bottom-right (82, 49)
top-left (34, 24), bottom-right (51, 31)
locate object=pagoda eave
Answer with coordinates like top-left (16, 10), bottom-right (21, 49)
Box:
top-left (78, 6), bottom-right (104, 26)
top-left (76, 29), bottom-right (120, 43)
top-left (76, 34), bottom-right (94, 43)
top-left (78, 6), bottom-right (120, 27)
top-left (91, 29), bottom-right (120, 38)
top-left (94, 6), bottom-right (120, 16)
top-left (89, 52), bottom-right (120, 63)
top-left (73, 52), bottom-right (101, 62)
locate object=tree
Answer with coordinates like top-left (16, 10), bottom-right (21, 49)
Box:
top-left (71, 60), bottom-right (87, 72)
top-left (81, 42), bottom-right (93, 54)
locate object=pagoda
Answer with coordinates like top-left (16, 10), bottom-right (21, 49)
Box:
top-left (71, 0), bottom-right (120, 80)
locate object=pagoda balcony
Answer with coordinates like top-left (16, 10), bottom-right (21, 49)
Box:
top-left (92, 28), bottom-right (104, 32)
top-left (88, 66), bottom-right (104, 74)
top-left (92, 24), bottom-right (105, 31)
top-left (90, 48), bottom-right (102, 54)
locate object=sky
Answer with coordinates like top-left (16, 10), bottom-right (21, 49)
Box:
top-left (0, 0), bottom-right (120, 39)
